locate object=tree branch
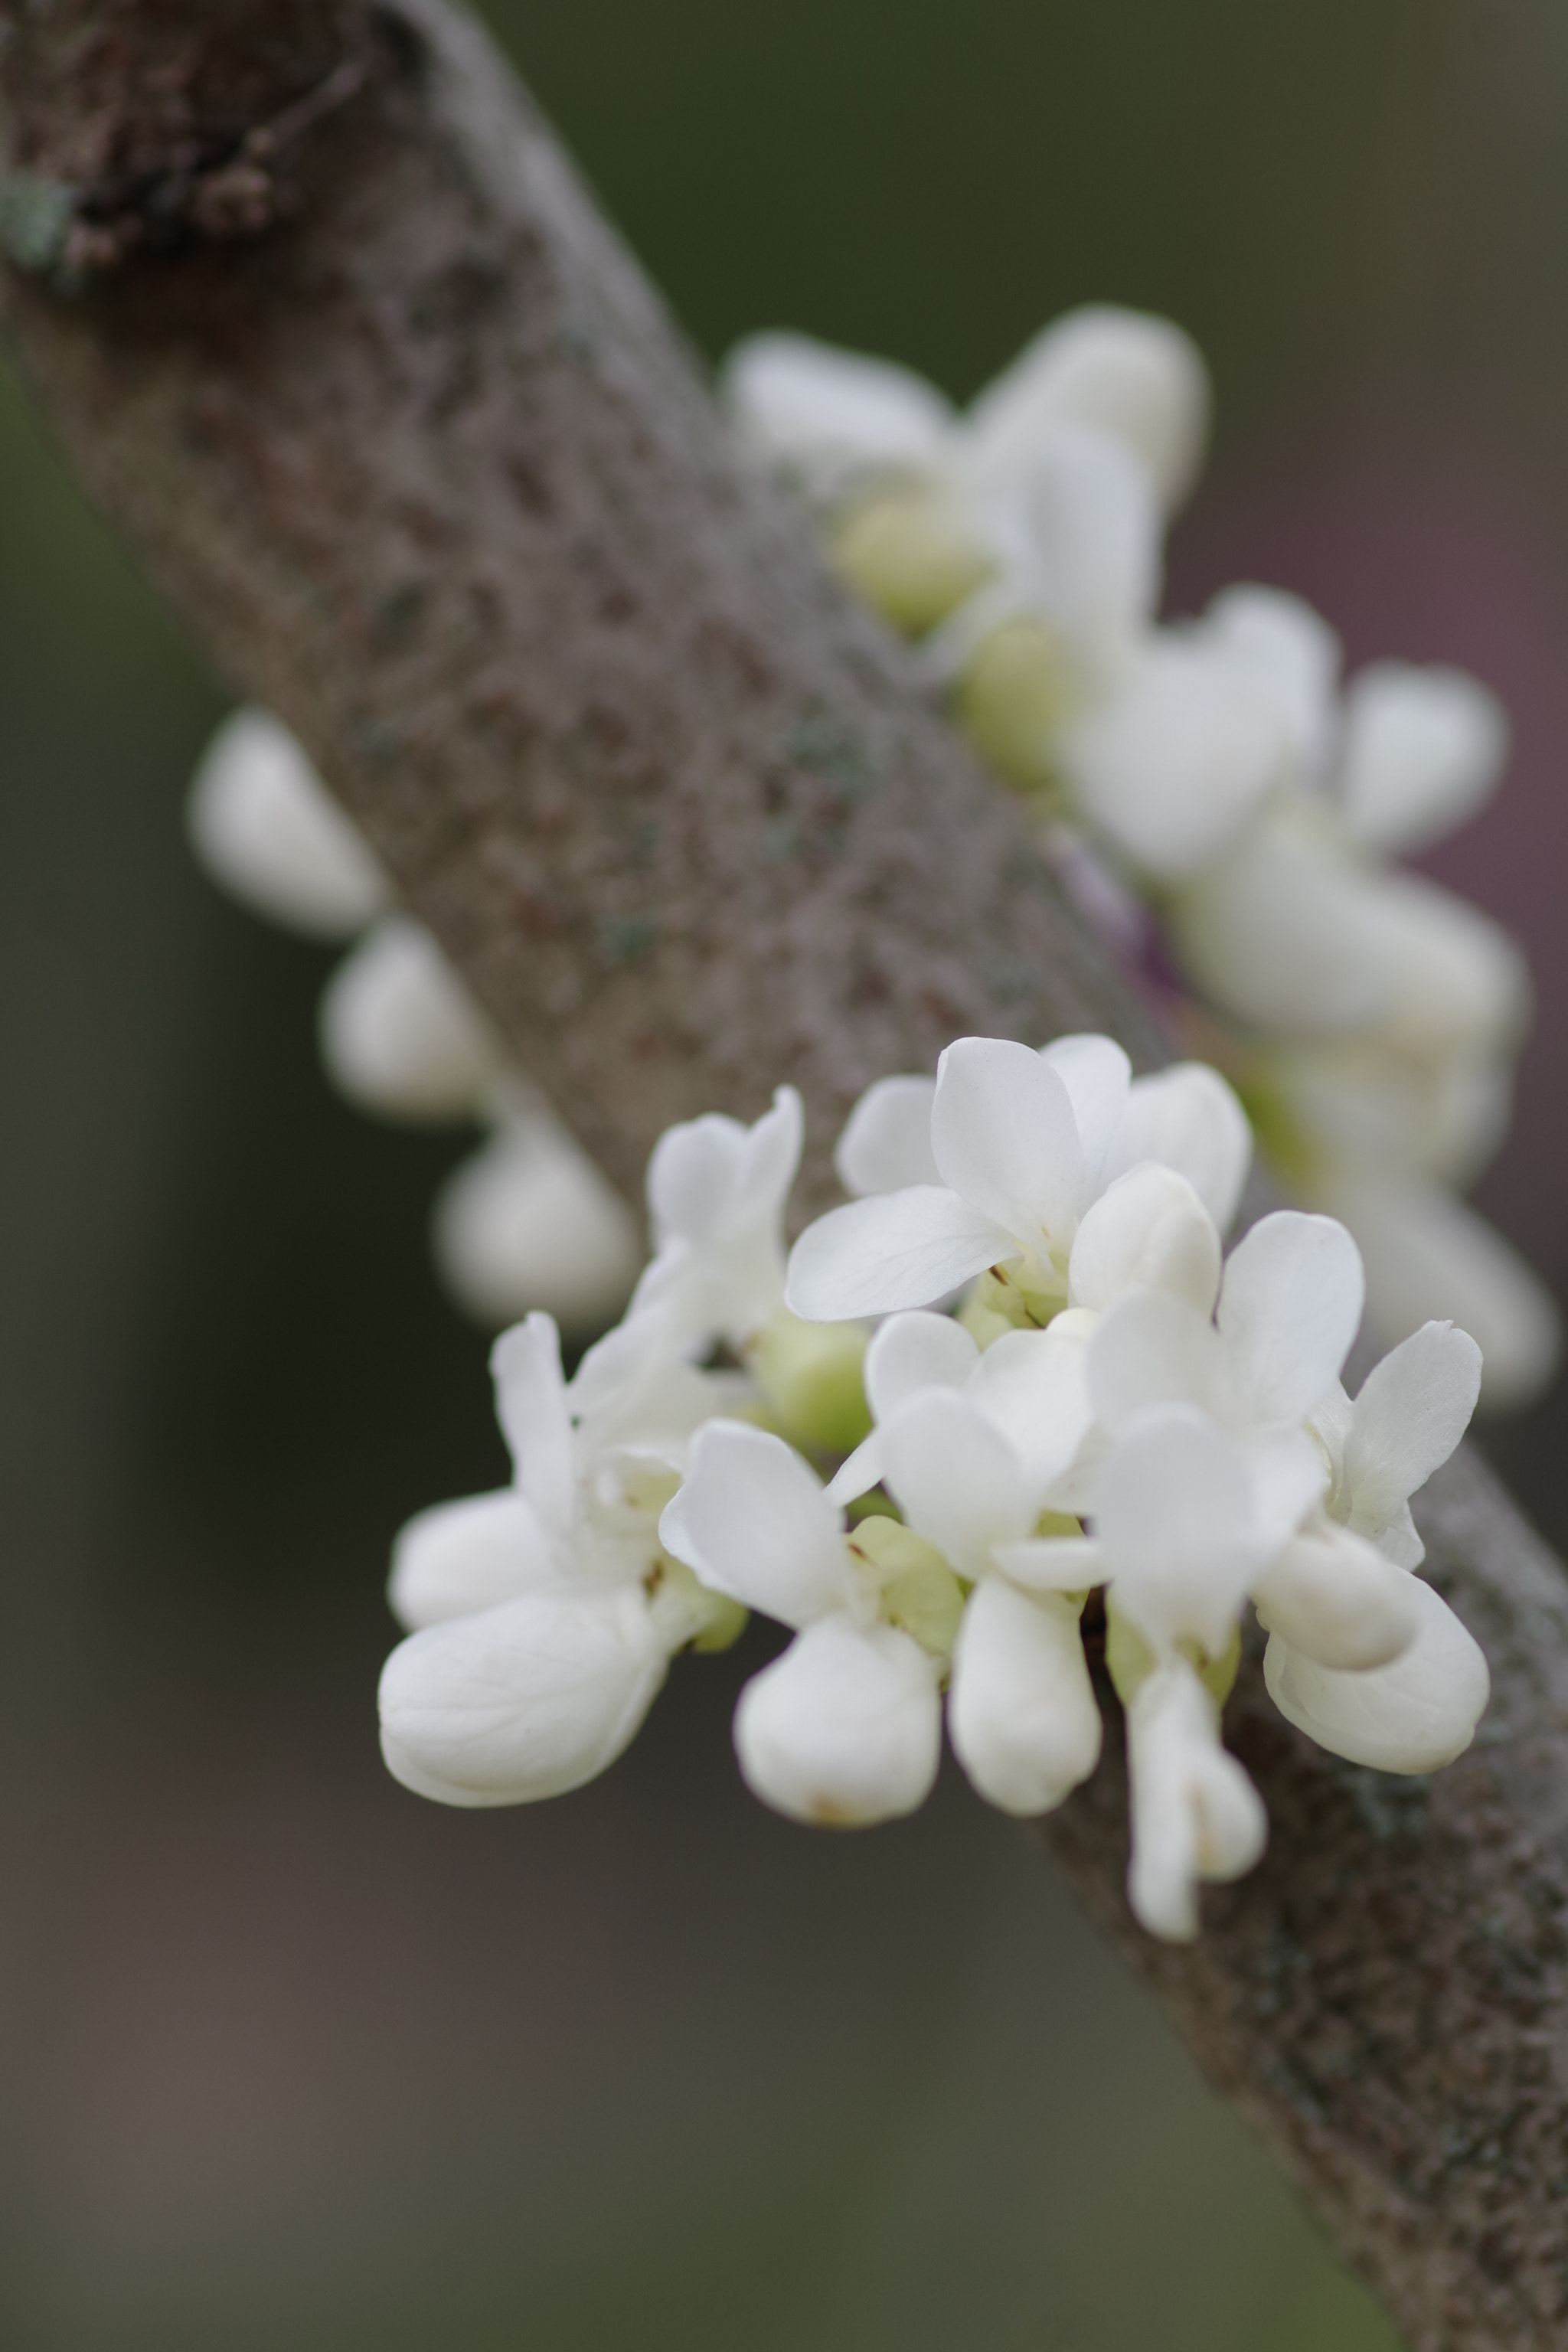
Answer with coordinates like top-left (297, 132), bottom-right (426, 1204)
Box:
top-left (2, 6), bottom-right (1563, 2344)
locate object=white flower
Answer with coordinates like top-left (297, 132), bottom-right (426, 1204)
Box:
top-left (1263, 1573), bottom-right (1490, 1773)
top-left (1167, 805), bottom-right (1528, 1058)
top-left (187, 707), bottom-right (390, 939)
top-left (379, 1315), bottom-right (729, 1808)
top-left (1054, 626), bottom-right (1290, 880)
top-left (824, 1304), bottom-right (1093, 1510)
top-left (789, 1034), bottom-right (1249, 1324)
top-left (962, 305), bottom-right (1211, 518)
top-left (318, 914), bottom-right (505, 1122)
top-left (877, 1383), bottom-right (1102, 1813)
top-left (721, 332), bottom-right (954, 508)
top-left (1087, 1208), bottom-right (1365, 1446)
top-left (624, 1087), bottom-right (803, 1354)
top-left (1255, 1317), bottom-right (1491, 1723)
top-left (724, 304), bottom-right (1208, 523)
top-left (1125, 1659), bottom-right (1267, 1942)
top-left (1308, 1318), bottom-right (1483, 1570)
top-left (432, 1104), bottom-right (642, 1338)
top-left (659, 1419), bottom-right (943, 1824)
top-left (998, 1403), bottom-right (1320, 1666)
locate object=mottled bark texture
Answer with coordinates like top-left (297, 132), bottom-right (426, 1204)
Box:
top-left (0, 6), bottom-right (1563, 2346)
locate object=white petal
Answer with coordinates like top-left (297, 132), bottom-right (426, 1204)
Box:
top-left (1106, 1063), bottom-right (1253, 1232)
top-left (1364, 871), bottom-right (1528, 1062)
top-left (863, 1309), bottom-right (980, 1421)
top-left (786, 1187), bottom-right (1016, 1321)
top-left (1327, 1178), bottom-right (1560, 1415)
top-left (1217, 1211), bottom-right (1364, 1426)
top-left (432, 1115), bottom-right (642, 1338)
top-left (1125, 1661), bottom-right (1266, 1942)
top-left (645, 1112), bottom-right (750, 1246)
top-left (966, 305), bottom-right (1210, 515)
top-left (732, 1086), bottom-right (805, 1227)
top-left (1251, 1526), bottom-right (1419, 1671)
top-left (1165, 816), bottom-right (1393, 1038)
top-left (658, 1421), bottom-right (850, 1629)
top-left (721, 332), bottom-right (953, 505)
top-left (1088, 1289), bottom-right (1227, 1432)
top-left (1058, 633), bottom-right (1286, 880)
top-left (318, 916), bottom-right (501, 1121)
top-left (1037, 1033), bottom-right (1132, 1185)
top-left (879, 1392), bottom-right (1032, 1576)
top-left (1204, 586), bottom-right (1342, 786)
top-left (186, 707), bottom-right (390, 939)
top-left (388, 1490), bottom-right (560, 1632)
top-left (1068, 1164), bottom-right (1221, 1317)
top-left (930, 1036), bottom-right (1087, 1251)
top-left (1093, 1406), bottom-right (1265, 1656)
top-left (378, 1586), bottom-right (668, 1806)
top-left (1264, 1575), bottom-right (1489, 1772)
top-left (968, 1324), bottom-right (1096, 1504)
top-left (967, 422), bottom-right (1161, 659)
top-left (834, 1076), bottom-right (940, 1194)
top-left (491, 1314), bottom-right (577, 1537)
top-left (733, 1615), bottom-right (942, 1825)
top-left (948, 1580), bottom-right (1102, 1815)
top-left (1338, 662), bottom-right (1508, 857)
top-left (1344, 1321), bottom-right (1482, 1535)
top-left (1244, 1428), bottom-right (1330, 1557)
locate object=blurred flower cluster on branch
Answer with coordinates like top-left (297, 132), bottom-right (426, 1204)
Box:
top-left (724, 306), bottom-right (1557, 1412)
top-left (377, 1043), bottom-right (1488, 1943)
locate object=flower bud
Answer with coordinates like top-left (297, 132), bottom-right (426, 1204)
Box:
top-left (187, 707), bottom-right (390, 940)
top-left (949, 617), bottom-right (1080, 797)
top-left (1068, 1163), bottom-right (1221, 1317)
top-left (948, 1579), bottom-right (1101, 1816)
top-left (318, 916), bottom-right (502, 1122)
top-left (432, 1116), bottom-right (642, 1338)
top-left (750, 1308), bottom-right (873, 1457)
top-left (831, 485), bottom-right (991, 635)
top-left (733, 1615), bottom-right (941, 1827)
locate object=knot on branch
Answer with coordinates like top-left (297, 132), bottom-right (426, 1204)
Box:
top-left (0, 3), bottom-right (419, 290)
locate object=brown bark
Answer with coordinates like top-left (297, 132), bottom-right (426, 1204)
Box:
top-left (1, 5), bottom-right (1564, 2344)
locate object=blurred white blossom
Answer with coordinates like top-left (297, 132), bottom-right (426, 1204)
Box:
top-left (187, 705), bottom-right (642, 1338)
top-left (727, 299), bottom-right (1557, 1412)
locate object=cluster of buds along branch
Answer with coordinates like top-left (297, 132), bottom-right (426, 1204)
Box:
top-left (186, 710), bottom-right (642, 1338)
top-left (377, 1042), bottom-right (1488, 1943)
top-left (724, 306), bottom-right (1557, 1411)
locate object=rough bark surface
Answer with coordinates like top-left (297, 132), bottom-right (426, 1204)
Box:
top-left (1, 6), bottom-right (1565, 2346)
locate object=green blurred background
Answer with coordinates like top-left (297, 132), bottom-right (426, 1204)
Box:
top-left (5, 1), bottom-right (1568, 2343)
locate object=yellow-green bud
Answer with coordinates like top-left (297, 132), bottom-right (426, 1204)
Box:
top-left (750, 1308), bottom-right (873, 1458)
top-left (830, 485), bottom-right (992, 637)
top-left (847, 1515), bottom-right (967, 1657)
top-left (949, 617), bottom-right (1080, 798)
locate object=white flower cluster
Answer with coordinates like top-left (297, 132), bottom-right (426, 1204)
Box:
top-left (378, 1034), bottom-right (1489, 1942)
top-left (185, 710), bottom-right (642, 1338)
top-left (724, 309), bottom-right (1558, 1410)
